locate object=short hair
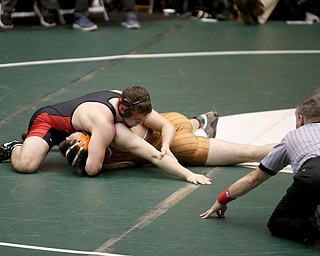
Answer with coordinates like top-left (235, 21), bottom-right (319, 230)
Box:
top-left (120, 86), bottom-right (152, 116)
top-left (295, 97), bottom-right (320, 123)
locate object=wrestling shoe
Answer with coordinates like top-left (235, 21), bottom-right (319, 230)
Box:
top-left (196, 111), bottom-right (219, 138)
top-left (0, 140), bottom-right (23, 162)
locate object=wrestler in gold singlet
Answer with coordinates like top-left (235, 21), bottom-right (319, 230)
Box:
top-left (103, 112), bottom-right (209, 170)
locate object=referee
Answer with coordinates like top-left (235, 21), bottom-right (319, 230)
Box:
top-left (200, 97), bottom-right (320, 245)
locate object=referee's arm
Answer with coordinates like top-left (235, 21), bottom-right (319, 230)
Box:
top-left (228, 167), bottom-right (273, 199)
top-left (200, 167), bottom-right (273, 219)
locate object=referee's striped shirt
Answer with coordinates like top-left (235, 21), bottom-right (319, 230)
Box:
top-left (259, 123), bottom-right (320, 175)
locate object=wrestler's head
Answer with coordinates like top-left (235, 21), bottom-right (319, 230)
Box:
top-left (118, 86), bottom-right (152, 127)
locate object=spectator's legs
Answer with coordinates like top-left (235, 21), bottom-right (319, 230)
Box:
top-left (73, 0), bottom-right (98, 31)
top-left (0, 0), bottom-right (17, 29)
top-left (1, 0), bottom-right (17, 12)
top-left (34, 0), bottom-right (57, 27)
top-left (122, 0), bottom-right (137, 12)
top-left (257, 0), bottom-right (279, 24)
top-left (121, 0), bottom-right (140, 28)
top-left (40, 0), bottom-right (58, 9)
top-left (74, 0), bottom-right (90, 18)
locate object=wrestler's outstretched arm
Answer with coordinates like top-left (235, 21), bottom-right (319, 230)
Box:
top-left (112, 123), bottom-right (212, 185)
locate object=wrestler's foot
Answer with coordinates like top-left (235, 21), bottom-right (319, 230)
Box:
top-left (197, 111), bottom-right (219, 138)
top-left (0, 140), bottom-right (23, 162)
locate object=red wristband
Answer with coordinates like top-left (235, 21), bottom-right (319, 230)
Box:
top-left (217, 189), bottom-right (235, 204)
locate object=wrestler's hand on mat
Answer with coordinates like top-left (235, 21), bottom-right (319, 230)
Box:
top-left (187, 173), bottom-right (212, 185)
top-left (200, 200), bottom-right (227, 219)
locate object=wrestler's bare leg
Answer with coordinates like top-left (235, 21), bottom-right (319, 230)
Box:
top-left (11, 137), bottom-right (49, 173)
top-left (205, 138), bottom-right (275, 166)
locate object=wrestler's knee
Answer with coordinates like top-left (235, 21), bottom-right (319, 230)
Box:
top-left (11, 150), bottom-right (42, 173)
top-left (13, 159), bottom-right (38, 174)
top-left (13, 138), bottom-right (49, 173)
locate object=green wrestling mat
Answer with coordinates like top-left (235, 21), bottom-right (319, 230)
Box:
top-left (0, 16), bottom-right (319, 255)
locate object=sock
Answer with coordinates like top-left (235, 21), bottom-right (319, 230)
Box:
top-left (196, 115), bottom-right (206, 128)
top-left (195, 118), bottom-right (202, 128)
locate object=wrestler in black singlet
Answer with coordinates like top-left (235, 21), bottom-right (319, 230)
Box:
top-left (26, 91), bottom-right (121, 148)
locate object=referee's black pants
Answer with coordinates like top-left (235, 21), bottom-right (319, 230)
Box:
top-left (267, 157), bottom-right (320, 243)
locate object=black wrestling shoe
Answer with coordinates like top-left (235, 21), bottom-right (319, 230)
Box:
top-left (0, 140), bottom-right (23, 162)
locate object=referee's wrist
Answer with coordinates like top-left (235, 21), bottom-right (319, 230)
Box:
top-left (217, 189), bottom-right (236, 204)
